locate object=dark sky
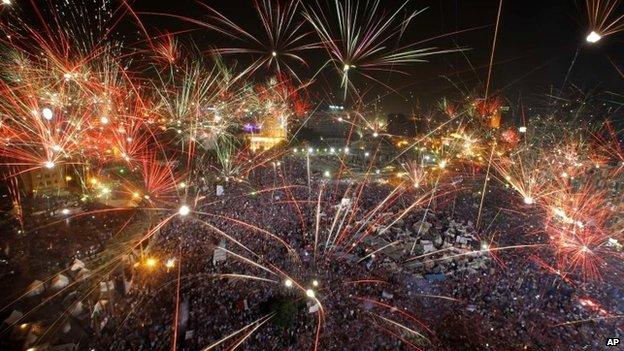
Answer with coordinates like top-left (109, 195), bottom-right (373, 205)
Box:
top-left (127, 1), bottom-right (624, 112)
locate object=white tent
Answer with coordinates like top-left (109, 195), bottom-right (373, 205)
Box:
top-left (340, 197), bottom-right (352, 207)
top-left (26, 280), bottom-right (45, 296)
top-left (92, 299), bottom-right (108, 316)
top-left (51, 274), bottom-right (70, 289)
top-left (307, 300), bottom-right (319, 314)
top-left (99, 280), bottom-right (115, 293)
top-left (70, 259), bottom-right (85, 271)
top-left (212, 240), bottom-right (227, 265)
top-left (69, 301), bottom-right (83, 317)
top-left (124, 279), bottom-right (132, 294)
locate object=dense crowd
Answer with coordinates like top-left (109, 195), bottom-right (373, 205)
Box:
top-left (0, 157), bottom-right (622, 350)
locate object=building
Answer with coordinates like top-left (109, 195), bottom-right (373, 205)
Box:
top-left (300, 104), bottom-right (352, 144)
top-left (386, 113), bottom-right (416, 137)
top-left (19, 166), bottom-right (70, 195)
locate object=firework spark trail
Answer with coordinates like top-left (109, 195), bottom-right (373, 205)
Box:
top-left (475, 142), bottom-right (496, 229)
top-left (200, 313), bottom-right (275, 351)
top-left (552, 314), bottom-right (624, 328)
top-left (353, 296), bottom-right (433, 334)
top-left (114, 273), bottom-right (278, 337)
top-left (404, 243), bottom-right (546, 264)
top-left (357, 240), bottom-right (401, 263)
top-left (275, 164), bottom-right (309, 236)
top-left (484, 0), bottom-right (504, 100)
top-left (171, 244), bottom-right (182, 351)
top-left (409, 176), bottom-right (441, 254)
top-left (303, 0), bottom-right (461, 99)
top-left (585, 0), bottom-right (624, 38)
top-left (331, 141), bottom-right (390, 251)
top-left (1, 1), bottom-right (624, 349)
top-left (370, 312), bottom-right (429, 343)
top-left (196, 212), bottom-right (299, 260)
top-left (314, 182), bottom-right (325, 258)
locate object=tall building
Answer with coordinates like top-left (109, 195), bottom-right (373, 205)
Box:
top-left (300, 104), bottom-right (351, 144)
top-left (19, 166), bottom-right (70, 194)
top-left (386, 113), bottom-right (415, 137)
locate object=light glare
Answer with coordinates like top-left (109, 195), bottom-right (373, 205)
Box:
top-left (178, 205), bottom-right (191, 216)
top-left (586, 31), bottom-right (602, 43)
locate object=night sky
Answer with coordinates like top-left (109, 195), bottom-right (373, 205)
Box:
top-left (120, 1), bottom-right (624, 112)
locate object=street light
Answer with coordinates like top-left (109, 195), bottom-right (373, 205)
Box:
top-left (165, 258), bottom-right (176, 268)
top-left (178, 205), bottom-right (190, 216)
top-left (145, 257), bottom-right (157, 268)
top-left (586, 31), bottom-right (602, 43)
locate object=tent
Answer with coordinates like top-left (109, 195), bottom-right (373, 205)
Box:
top-left (92, 299), bottom-right (108, 316)
top-left (51, 274), bottom-right (70, 289)
top-left (99, 280), bottom-right (115, 293)
top-left (69, 301), bottom-right (83, 317)
top-left (70, 259), bottom-right (85, 271)
top-left (26, 280), bottom-right (45, 296)
top-left (307, 300), bottom-right (319, 314)
top-left (212, 240), bottom-right (227, 265)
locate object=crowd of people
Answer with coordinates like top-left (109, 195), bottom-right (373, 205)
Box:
top-left (0, 157), bottom-right (622, 350)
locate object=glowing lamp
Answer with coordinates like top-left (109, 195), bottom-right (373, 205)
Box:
top-left (178, 205), bottom-right (190, 216)
top-left (145, 257), bottom-right (157, 268)
top-left (271, 51), bottom-right (277, 57)
top-left (165, 258), bottom-right (175, 268)
top-left (284, 279), bottom-right (293, 288)
top-left (306, 289), bottom-right (315, 298)
top-left (42, 108), bottom-right (53, 120)
top-left (523, 196), bottom-right (534, 205)
top-left (586, 31), bottom-right (602, 43)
